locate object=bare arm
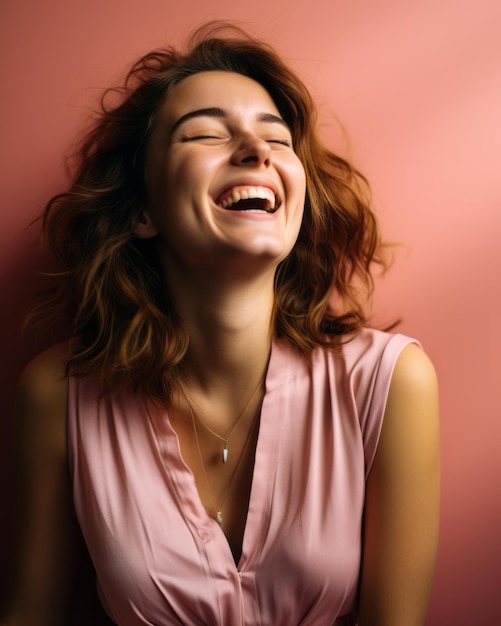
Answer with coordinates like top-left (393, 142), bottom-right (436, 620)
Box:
top-left (6, 344), bottom-right (83, 626)
top-left (358, 343), bottom-right (440, 626)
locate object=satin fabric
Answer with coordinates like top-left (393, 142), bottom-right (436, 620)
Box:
top-left (68, 329), bottom-right (417, 625)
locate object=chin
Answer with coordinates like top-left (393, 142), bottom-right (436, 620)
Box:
top-left (230, 235), bottom-right (293, 260)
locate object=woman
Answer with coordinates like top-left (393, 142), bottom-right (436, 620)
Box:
top-left (6, 23), bottom-right (440, 626)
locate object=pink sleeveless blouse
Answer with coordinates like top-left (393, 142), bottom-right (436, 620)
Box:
top-left (68, 328), bottom-right (417, 625)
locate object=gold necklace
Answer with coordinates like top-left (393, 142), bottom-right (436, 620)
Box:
top-left (178, 376), bottom-right (265, 464)
top-left (189, 397), bottom-right (263, 526)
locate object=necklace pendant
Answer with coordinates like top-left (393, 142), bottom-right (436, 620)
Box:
top-left (216, 510), bottom-right (223, 525)
top-left (222, 444), bottom-right (228, 464)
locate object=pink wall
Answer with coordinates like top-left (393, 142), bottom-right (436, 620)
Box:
top-left (2, 0), bottom-right (500, 622)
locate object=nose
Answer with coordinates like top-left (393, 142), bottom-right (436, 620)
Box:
top-left (231, 134), bottom-right (271, 167)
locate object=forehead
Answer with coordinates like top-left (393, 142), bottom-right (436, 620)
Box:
top-left (157, 71), bottom-right (281, 126)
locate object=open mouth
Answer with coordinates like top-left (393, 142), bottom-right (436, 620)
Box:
top-left (216, 186), bottom-right (278, 213)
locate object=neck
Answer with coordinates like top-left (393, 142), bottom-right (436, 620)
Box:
top-left (164, 258), bottom-right (276, 404)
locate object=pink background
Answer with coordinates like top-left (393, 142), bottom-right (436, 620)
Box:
top-left (1, 0), bottom-right (500, 623)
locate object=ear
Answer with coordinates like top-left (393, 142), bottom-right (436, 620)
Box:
top-left (133, 211), bottom-right (159, 239)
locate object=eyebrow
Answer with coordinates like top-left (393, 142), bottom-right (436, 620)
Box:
top-left (170, 107), bottom-right (291, 135)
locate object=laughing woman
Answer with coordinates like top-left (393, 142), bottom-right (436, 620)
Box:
top-left (6, 23), bottom-right (439, 626)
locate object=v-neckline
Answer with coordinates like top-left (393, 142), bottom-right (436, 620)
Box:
top-left (236, 340), bottom-right (290, 570)
top-left (148, 339), bottom-right (292, 572)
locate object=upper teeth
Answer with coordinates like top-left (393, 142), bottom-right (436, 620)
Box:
top-left (219, 186), bottom-right (276, 209)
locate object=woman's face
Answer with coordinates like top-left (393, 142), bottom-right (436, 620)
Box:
top-left (144, 71), bottom-right (306, 273)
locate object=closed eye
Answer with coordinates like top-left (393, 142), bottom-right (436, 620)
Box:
top-left (267, 138), bottom-right (293, 148)
top-left (180, 134), bottom-right (225, 142)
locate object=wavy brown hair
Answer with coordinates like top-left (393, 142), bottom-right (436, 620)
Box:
top-left (37, 22), bottom-right (389, 403)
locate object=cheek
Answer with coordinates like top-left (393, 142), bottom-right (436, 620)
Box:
top-left (146, 160), bottom-right (190, 227)
top-left (288, 159), bottom-right (307, 213)
top-left (289, 163), bottom-right (307, 241)
top-left (287, 155), bottom-right (306, 192)
top-left (161, 154), bottom-right (216, 207)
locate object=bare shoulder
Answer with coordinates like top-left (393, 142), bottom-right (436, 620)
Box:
top-left (378, 341), bottom-right (440, 474)
top-left (359, 342), bottom-right (440, 624)
top-left (18, 342), bottom-right (69, 398)
top-left (389, 342), bottom-right (439, 401)
top-left (10, 344), bottom-right (86, 625)
top-left (16, 342), bottom-right (70, 459)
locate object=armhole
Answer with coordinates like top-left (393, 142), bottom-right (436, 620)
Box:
top-left (363, 336), bottom-right (422, 477)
